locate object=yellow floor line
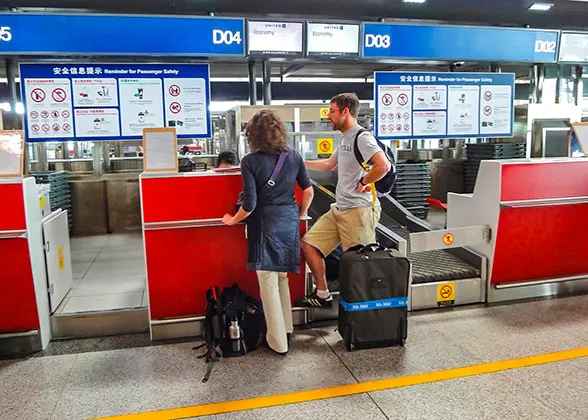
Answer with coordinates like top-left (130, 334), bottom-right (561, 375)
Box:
top-left (96, 346), bottom-right (588, 420)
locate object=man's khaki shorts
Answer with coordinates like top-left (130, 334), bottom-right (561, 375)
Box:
top-left (302, 203), bottom-right (382, 257)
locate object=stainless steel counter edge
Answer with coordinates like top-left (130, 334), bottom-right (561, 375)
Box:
top-left (144, 216), bottom-right (311, 231)
top-left (139, 170), bottom-right (241, 179)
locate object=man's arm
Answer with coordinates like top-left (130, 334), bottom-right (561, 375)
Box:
top-left (305, 153), bottom-right (338, 172)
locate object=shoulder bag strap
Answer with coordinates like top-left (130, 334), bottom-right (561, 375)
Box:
top-left (266, 148), bottom-right (289, 188)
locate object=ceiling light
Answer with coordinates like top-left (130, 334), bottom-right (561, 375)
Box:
top-left (528, 3), bottom-right (554, 11)
top-left (403, 0), bottom-right (426, 3)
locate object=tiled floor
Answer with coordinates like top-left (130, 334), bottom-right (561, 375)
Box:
top-left (1, 294), bottom-right (586, 420)
top-left (57, 233), bottom-right (147, 314)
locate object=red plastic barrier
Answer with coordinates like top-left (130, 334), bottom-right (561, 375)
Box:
top-left (501, 162), bottom-right (588, 202)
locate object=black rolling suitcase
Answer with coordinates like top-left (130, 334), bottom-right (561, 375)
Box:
top-left (338, 243), bottom-right (410, 351)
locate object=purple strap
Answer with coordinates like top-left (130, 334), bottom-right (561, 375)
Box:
top-left (266, 149), bottom-right (289, 187)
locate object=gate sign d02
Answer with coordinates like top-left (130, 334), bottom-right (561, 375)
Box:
top-left (374, 72), bottom-right (515, 140)
top-left (20, 63), bottom-right (211, 142)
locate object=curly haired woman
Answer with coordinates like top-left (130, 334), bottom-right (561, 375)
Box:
top-left (222, 110), bottom-right (314, 355)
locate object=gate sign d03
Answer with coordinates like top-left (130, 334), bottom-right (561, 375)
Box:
top-left (20, 63), bottom-right (211, 142)
top-left (362, 23), bottom-right (559, 63)
top-left (374, 72), bottom-right (515, 140)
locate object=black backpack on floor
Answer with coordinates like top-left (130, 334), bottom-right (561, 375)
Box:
top-left (195, 283), bottom-right (266, 382)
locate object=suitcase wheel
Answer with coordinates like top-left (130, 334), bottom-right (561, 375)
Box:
top-left (345, 324), bottom-right (356, 351)
top-left (398, 337), bottom-right (406, 347)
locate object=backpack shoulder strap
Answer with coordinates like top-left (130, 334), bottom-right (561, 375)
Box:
top-left (353, 128), bottom-right (370, 170)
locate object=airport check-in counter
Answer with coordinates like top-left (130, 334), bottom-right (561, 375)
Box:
top-left (447, 158), bottom-right (588, 302)
top-left (140, 171), bottom-right (309, 340)
top-left (0, 177), bottom-right (51, 355)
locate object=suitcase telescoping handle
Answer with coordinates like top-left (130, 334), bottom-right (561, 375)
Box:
top-left (358, 243), bottom-right (387, 253)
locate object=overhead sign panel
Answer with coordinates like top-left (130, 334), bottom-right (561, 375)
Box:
top-left (362, 23), bottom-right (559, 63)
top-left (559, 32), bottom-right (588, 63)
top-left (20, 63), bottom-right (212, 142)
top-left (247, 21), bottom-right (303, 57)
top-left (307, 23), bottom-right (360, 56)
top-left (374, 72), bottom-right (515, 140)
top-left (0, 14), bottom-right (245, 56)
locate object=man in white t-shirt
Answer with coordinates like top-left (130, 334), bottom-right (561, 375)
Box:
top-left (297, 93), bottom-right (391, 307)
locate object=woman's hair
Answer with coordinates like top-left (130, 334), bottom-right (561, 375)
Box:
top-left (246, 110), bottom-right (288, 155)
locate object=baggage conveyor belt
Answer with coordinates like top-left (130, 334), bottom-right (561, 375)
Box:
top-left (309, 183), bottom-right (480, 285)
top-left (377, 211), bottom-right (480, 284)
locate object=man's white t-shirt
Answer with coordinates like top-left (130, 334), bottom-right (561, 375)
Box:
top-left (332, 125), bottom-right (382, 210)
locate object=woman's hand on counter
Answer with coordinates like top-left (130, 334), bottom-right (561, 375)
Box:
top-left (222, 214), bottom-right (237, 226)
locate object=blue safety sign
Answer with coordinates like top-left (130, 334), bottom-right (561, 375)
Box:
top-left (374, 72), bottom-right (515, 140)
top-left (20, 63), bottom-right (211, 142)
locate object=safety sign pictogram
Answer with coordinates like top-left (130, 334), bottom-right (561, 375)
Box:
top-left (31, 88), bottom-right (46, 103)
top-left (483, 106), bottom-right (493, 116)
top-left (382, 94), bottom-right (393, 106)
top-left (437, 282), bottom-right (456, 307)
top-left (443, 233), bottom-right (455, 245)
top-left (169, 102), bottom-right (182, 114)
top-left (317, 138), bottom-right (334, 158)
top-left (52, 88), bottom-right (67, 103)
top-left (397, 93), bottom-right (409, 106)
top-left (169, 85), bottom-right (181, 97)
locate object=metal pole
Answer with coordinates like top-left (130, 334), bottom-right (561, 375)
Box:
top-left (93, 141), bottom-right (103, 177)
top-left (536, 64), bottom-right (545, 104)
top-left (529, 66), bottom-right (538, 104)
top-left (248, 60), bottom-right (257, 105)
top-left (555, 65), bottom-right (561, 104)
top-left (5, 59), bottom-right (18, 129)
top-left (262, 60), bottom-right (271, 105)
top-left (573, 66), bottom-right (583, 106)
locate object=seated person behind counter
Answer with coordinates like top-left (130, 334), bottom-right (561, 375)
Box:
top-left (217, 150), bottom-right (239, 168)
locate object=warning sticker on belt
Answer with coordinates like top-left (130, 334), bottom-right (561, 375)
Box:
top-left (437, 282), bottom-right (455, 307)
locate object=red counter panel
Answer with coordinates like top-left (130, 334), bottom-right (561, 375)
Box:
top-left (491, 203), bottom-right (588, 284)
top-left (0, 239), bottom-right (39, 331)
top-left (142, 175), bottom-right (243, 223)
top-left (145, 224), bottom-right (307, 318)
top-left (501, 162), bottom-right (588, 202)
top-left (0, 183), bottom-right (27, 231)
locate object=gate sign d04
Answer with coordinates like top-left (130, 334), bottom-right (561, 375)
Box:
top-left (20, 63), bottom-right (212, 142)
top-left (0, 14), bottom-right (244, 56)
top-left (374, 72), bottom-right (515, 140)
